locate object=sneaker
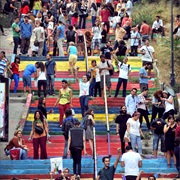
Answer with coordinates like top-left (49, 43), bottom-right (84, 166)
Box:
top-left (76, 175), bottom-right (80, 180)
top-left (46, 140), bottom-right (52, 144)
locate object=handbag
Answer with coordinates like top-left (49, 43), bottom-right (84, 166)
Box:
top-left (34, 39), bottom-right (39, 47)
top-left (34, 123), bottom-right (44, 135)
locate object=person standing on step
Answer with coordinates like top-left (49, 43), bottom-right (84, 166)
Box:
top-left (151, 118), bottom-right (166, 158)
top-left (76, 74), bottom-right (92, 117)
top-left (29, 110), bottom-right (48, 159)
top-left (97, 148), bottom-right (121, 180)
top-left (68, 121), bottom-right (86, 179)
top-left (98, 54), bottom-right (113, 98)
top-left (20, 15), bottom-right (32, 55)
top-left (56, 20), bottom-right (65, 56)
top-left (83, 109), bottom-right (95, 155)
top-left (140, 20), bottom-right (152, 44)
top-left (114, 57), bottom-right (131, 98)
top-left (12, 17), bottom-right (20, 55)
top-left (139, 61), bottom-right (152, 92)
top-left (78, 0), bottom-right (88, 29)
top-left (139, 39), bottom-right (154, 76)
top-left (100, 5), bottom-right (110, 34)
top-left (121, 145), bottom-right (142, 180)
top-left (62, 109), bottom-right (78, 159)
top-left (54, 79), bottom-right (73, 127)
top-left (66, 25), bottom-right (76, 50)
top-left (137, 87), bottom-right (151, 130)
top-left (115, 105), bottom-right (131, 154)
top-left (45, 54), bottom-right (57, 96)
top-left (23, 62), bottom-right (39, 94)
top-left (125, 88), bottom-right (140, 116)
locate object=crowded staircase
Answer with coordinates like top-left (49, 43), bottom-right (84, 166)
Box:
top-left (0, 17), bottom-right (177, 178)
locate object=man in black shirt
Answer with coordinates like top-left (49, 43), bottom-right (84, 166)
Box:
top-left (151, 118), bottom-right (166, 158)
top-left (115, 105), bottom-right (131, 154)
top-left (100, 41), bottom-right (113, 60)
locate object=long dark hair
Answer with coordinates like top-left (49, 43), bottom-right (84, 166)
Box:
top-left (38, 96), bottom-right (46, 107)
top-left (39, 62), bottom-right (45, 72)
top-left (84, 109), bottom-right (94, 118)
top-left (34, 110), bottom-right (44, 123)
top-left (14, 56), bottom-right (20, 64)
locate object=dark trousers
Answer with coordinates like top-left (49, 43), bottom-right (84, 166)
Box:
top-left (125, 175), bottom-right (137, 180)
top-left (38, 80), bottom-right (47, 97)
top-left (152, 27), bottom-right (165, 39)
top-left (140, 83), bottom-right (148, 92)
top-left (131, 46), bottom-right (138, 56)
top-left (80, 95), bottom-right (89, 117)
top-left (119, 129), bottom-right (126, 154)
top-left (162, 109), bottom-right (175, 120)
top-left (114, 78), bottom-right (127, 97)
top-left (33, 136), bottom-right (47, 159)
top-left (94, 82), bottom-right (101, 97)
top-left (137, 108), bottom-right (150, 129)
top-left (21, 37), bottom-right (30, 54)
top-left (79, 15), bottom-right (87, 29)
top-left (71, 148), bottom-right (82, 175)
top-left (103, 21), bottom-right (110, 34)
top-left (151, 105), bottom-right (165, 122)
top-left (13, 36), bottom-right (20, 54)
top-left (0, 24), bottom-right (4, 33)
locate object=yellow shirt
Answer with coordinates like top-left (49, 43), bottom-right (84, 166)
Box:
top-left (59, 88), bottom-right (71, 105)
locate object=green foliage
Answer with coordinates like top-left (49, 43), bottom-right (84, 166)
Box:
top-left (129, 76), bottom-right (139, 84)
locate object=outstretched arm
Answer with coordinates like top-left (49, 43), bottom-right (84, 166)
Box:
top-left (114, 148), bottom-right (121, 169)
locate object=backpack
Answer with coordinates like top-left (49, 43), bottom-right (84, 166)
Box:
top-left (81, 115), bottom-right (89, 130)
top-left (66, 30), bottom-right (76, 42)
top-left (3, 2), bottom-right (11, 13)
top-left (63, 118), bottom-right (75, 138)
top-left (107, 61), bottom-right (114, 76)
top-left (119, 62), bottom-right (130, 71)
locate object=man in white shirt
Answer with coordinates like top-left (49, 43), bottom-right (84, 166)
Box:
top-left (126, 0), bottom-right (133, 16)
top-left (98, 54), bottom-right (113, 97)
top-left (121, 145), bottom-right (142, 180)
top-left (139, 39), bottom-right (154, 76)
top-left (152, 16), bottom-right (165, 39)
top-left (114, 57), bottom-right (131, 97)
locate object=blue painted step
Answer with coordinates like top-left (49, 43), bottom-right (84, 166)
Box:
top-left (0, 158), bottom-right (177, 176)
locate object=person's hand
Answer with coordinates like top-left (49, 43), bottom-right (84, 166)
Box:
top-left (70, 104), bottom-right (73, 107)
top-left (117, 148), bottom-right (121, 154)
top-left (28, 137), bottom-right (32, 142)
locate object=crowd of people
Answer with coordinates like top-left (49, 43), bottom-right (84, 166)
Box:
top-left (1, 0), bottom-right (180, 179)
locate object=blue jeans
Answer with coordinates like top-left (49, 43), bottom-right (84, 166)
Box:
top-left (43, 41), bottom-right (48, 56)
top-left (63, 139), bottom-right (68, 157)
top-left (33, 10), bottom-right (40, 17)
top-left (47, 74), bottom-right (55, 94)
top-left (92, 16), bottom-right (96, 26)
top-left (130, 133), bottom-right (142, 154)
top-left (13, 74), bottom-right (19, 93)
top-left (6, 148), bottom-right (27, 160)
top-left (13, 36), bottom-right (20, 54)
top-left (89, 78), bottom-right (96, 96)
top-left (80, 95), bottom-right (89, 117)
top-left (153, 133), bottom-right (165, 151)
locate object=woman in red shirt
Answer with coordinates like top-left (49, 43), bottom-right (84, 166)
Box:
top-left (9, 56), bottom-right (20, 93)
top-left (19, 1), bottom-right (30, 26)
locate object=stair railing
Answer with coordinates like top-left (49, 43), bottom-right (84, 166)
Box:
top-left (83, 35), bottom-right (89, 72)
top-left (93, 127), bottom-right (97, 180)
top-left (103, 74), bottom-right (111, 156)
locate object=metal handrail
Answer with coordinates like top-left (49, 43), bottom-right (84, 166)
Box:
top-left (93, 127), bottom-right (97, 180)
top-left (103, 74), bottom-right (111, 156)
top-left (83, 34), bottom-right (89, 72)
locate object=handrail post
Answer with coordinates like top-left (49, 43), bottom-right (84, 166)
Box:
top-left (93, 127), bottom-right (97, 180)
top-left (103, 74), bottom-right (111, 156)
top-left (83, 35), bottom-right (89, 72)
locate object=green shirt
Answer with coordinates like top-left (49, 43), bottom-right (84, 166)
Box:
top-left (12, 22), bottom-right (20, 37)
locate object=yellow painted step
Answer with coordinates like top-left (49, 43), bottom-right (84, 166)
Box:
top-left (19, 61), bottom-right (86, 71)
top-left (27, 113), bottom-right (116, 122)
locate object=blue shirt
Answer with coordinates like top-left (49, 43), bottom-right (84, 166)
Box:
top-left (23, 64), bottom-right (36, 76)
top-left (20, 22), bottom-right (32, 38)
top-left (139, 67), bottom-right (148, 84)
top-left (125, 94), bottom-right (140, 115)
top-left (69, 46), bottom-right (77, 55)
top-left (45, 60), bottom-right (56, 75)
top-left (57, 25), bottom-right (65, 39)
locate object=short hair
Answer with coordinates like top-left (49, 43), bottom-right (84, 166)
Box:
top-left (62, 79), bottom-right (68, 84)
top-left (142, 87), bottom-right (148, 92)
top-left (114, 11), bottom-right (118, 16)
top-left (100, 54), bottom-right (105, 58)
top-left (125, 145), bottom-right (132, 151)
top-left (143, 20), bottom-right (147, 23)
top-left (132, 111), bottom-right (141, 117)
top-left (63, 168), bottom-right (70, 173)
top-left (132, 88), bottom-right (137, 92)
top-left (68, 25), bottom-right (73, 30)
top-left (148, 175), bottom-right (156, 180)
top-left (65, 109), bottom-right (72, 117)
top-left (144, 62), bottom-right (152, 66)
top-left (102, 156), bottom-right (110, 162)
top-left (14, 130), bottom-right (22, 136)
top-left (167, 115), bottom-right (175, 121)
top-left (91, 60), bottom-right (96, 64)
